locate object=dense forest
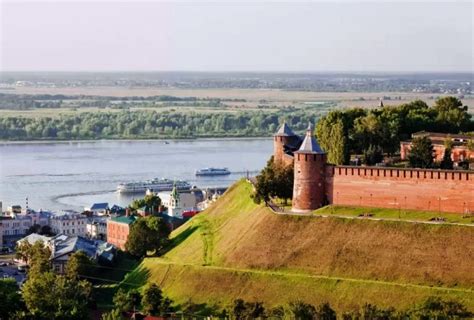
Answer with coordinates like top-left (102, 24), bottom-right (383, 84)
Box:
top-left (316, 96), bottom-right (473, 165)
top-left (0, 108), bottom-right (320, 140)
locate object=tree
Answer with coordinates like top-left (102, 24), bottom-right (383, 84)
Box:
top-left (112, 288), bottom-right (141, 313)
top-left (252, 156), bottom-right (294, 205)
top-left (289, 301), bottom-right (316, 320)
top-left (433, 97), bottom-right (471, 132)
top-left (408, 136), bottom-right (434, 168)
top-left (440, 148), bottom-right (454, 170)
top-left (21, 244), bottom-right (92, 320)
top-left (231, 299), bottom-right (265, 320)
top-left (315, 302), bottom-right (337, 320)
top-left (65, 250), bottom-right (95, 280)
top-left (363, 144), bottom-right (384, 166)
top-left (316, 115), bottom-right (349, 165)
top-left (0, 279), bottom-right (24, 319)
top-left (125, 216), bottom-right (170, 258)
top-left (141, 284), bottom-right (166, 315)
top-left (407, 296), bottom-right (472, 319)
top-left (101, 308), bottom-right (125, 320)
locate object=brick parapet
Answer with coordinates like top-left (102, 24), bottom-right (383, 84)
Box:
top-left (325, 165), bottom-right (474, 214)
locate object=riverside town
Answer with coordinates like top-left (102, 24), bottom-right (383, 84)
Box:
top-left (0, 1), bottom-right (473, 319)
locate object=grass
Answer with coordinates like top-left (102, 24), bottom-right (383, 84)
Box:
top-left (121, 180), bottom-right (474, 313)
top-left (137, 259), bottom-right (474, 314)
top-left (93, 254), bottom-right (140, 310)
top-left (315, 205), bottom-right (474, 224)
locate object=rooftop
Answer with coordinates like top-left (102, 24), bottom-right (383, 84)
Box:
top-left (275, 122), bottom-right (296, 137)
top-left (295, 123), bottom-right (325, 154)
top-left (89, 202), bottom-right (109, 210)
top-left (110, 215), bottom-right (137, 225)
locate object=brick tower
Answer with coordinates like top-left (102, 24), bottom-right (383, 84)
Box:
top-left (273, 122), bottom-right (297, 165)
top-left (292, 123), bottom-right (327, 212)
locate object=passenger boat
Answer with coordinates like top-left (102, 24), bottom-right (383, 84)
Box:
top-left (195, 167), bottom-right (231, 176)
top-left (117, 178), bottom-right (191, 193)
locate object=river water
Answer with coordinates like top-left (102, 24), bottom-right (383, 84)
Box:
top-left (0, 138), bottom-right (272, 212)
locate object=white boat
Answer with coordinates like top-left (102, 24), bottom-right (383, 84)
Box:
top-left (195, 167), bottom-right (231, 176)
top-left (117, 178), bottom-right (191, 194)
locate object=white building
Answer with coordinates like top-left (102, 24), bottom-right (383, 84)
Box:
top-left (50, 211), bottom-right (87, 237)
top-left (1, 210), bottom-right (50, 238)
top-left (86, 216), bottom-right (108, 240)
top-left (158, 187), bottom-right (197, 219)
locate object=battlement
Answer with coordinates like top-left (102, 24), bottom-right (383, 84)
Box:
top-left (329, 165), bottom-right (473, 182)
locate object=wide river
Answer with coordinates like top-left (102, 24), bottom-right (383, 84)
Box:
top-left (0, 138), bottom-right (272, 212)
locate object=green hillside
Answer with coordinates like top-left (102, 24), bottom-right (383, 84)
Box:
top-left (124, 180), bottom-right (474, 313)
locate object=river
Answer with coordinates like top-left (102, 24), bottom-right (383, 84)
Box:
top-left (0, 138), bottom-right (272, 212)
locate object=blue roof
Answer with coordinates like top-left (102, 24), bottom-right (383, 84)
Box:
top-left (90, 203), bottom-right (109, 210)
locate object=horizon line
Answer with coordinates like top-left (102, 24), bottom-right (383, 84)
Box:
top-left (1, 70), bottom-right (473, 75)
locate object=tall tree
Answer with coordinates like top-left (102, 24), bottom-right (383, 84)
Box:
top-left (125, 216), bottom-right (170, 258)
top-left (65, 250), bottom-right (95, 280)
top-left (316, 113), bottom-right (349, 165)
top-left (433, 96), bottom-right (471, 132)
top-left (408, 136), bottom-right (435, 168)
top-left (141, 284), bottom-right (167, 316)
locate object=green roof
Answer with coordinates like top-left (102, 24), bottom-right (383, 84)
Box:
top-left (110, 215), bottom-right (137, 225)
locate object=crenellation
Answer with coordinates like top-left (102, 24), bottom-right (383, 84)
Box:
top-left (273, 122), bottom-right (474, 214)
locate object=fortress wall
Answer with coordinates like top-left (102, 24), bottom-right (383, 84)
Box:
top-left (325, 166), bottom-right (474, 214)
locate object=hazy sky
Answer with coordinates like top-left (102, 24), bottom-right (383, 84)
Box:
top-left (1, 1), bottom-right (472, 72)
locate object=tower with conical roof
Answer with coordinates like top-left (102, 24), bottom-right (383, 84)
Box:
top-left (273, 122), bottom-right (297, 165)
top-left (292, 123), bottom-right (327, 212)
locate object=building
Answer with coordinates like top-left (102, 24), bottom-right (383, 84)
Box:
top-left (86, 216), bottom-right (108, 240)
top-left (50, 211), bottom-right (88, 237)
top-left (106, 215), bottom-right (137, 250)
top-left (0, 210), bottom-right (50, 243)
top-left (400, 131), bottom-right (474, 166)
top-left (85, 203), bottom-right (109, 216)
top-left (273, 123), bottom-right (474, 214)
top-left (158, 186), bottom-right (198, 219)
top-left (17, 233), bottom-right (115, 274)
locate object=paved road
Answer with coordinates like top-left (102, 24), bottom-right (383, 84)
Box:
top-left (0, 258), bottom-right (27, 285)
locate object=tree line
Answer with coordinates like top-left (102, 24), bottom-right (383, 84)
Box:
top-left (316, 97), bottom-right (473, 165)
top-left (0, 109), bottom-right (321, 140)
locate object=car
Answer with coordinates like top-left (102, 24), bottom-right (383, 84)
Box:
top-left (17, 265), bottom-right (27, 273)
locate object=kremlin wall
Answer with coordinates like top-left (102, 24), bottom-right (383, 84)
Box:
top-left (273, 123), bottom-right (474, 214)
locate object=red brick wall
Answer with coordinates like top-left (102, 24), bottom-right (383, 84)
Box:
top-left (326, 166), bottom-right (474, 214)
top-left (292, 153), bottom-right (326, 212)
top-left (106, 221), bottom-right (130, 250)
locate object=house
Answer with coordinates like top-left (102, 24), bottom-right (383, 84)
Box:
top-left (17, 233), bottom-right (115, 274)
top-left (1, 210), bottom-right (51, 244)
top-left (400, 131), bottom-right (474, 166)
top-left (86, 216), bottom-right (108, 240)
top-left (50, 235), bottom-right (98, 273)
top-left (106, 215), bottom-right (137, 250)
top-left (50, 211), bottom-right (88, 237)
top-left (85, 203), bottom-right (109, 216)
top-left (158, 186), bottom-right (198, 219)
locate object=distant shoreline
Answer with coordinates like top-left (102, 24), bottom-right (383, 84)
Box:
top-left (0, 136), bottom-right (272, 145)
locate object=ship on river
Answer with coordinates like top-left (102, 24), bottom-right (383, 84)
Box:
top-left (117, 178), bottom-right (192, 194)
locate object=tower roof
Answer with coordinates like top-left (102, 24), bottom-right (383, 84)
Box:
top-left (275, 122), bottom-right (296, 137)
top-left (295, 123), bottom-right (325, 154)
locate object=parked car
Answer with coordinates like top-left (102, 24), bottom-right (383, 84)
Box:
top-left (17, 265), bottom-right (27, 273)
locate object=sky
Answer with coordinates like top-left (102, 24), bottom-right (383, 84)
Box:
top-left (0, 1), bottom-right (472, 72)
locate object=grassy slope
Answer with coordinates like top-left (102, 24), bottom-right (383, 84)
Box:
top-left (126, 180), bottom-right (474, 312)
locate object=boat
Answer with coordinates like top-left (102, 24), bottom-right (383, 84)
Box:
top-left (195, 167), bottom-right (231, 176)
top-left (117, 178), bottom-right (191, 194)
